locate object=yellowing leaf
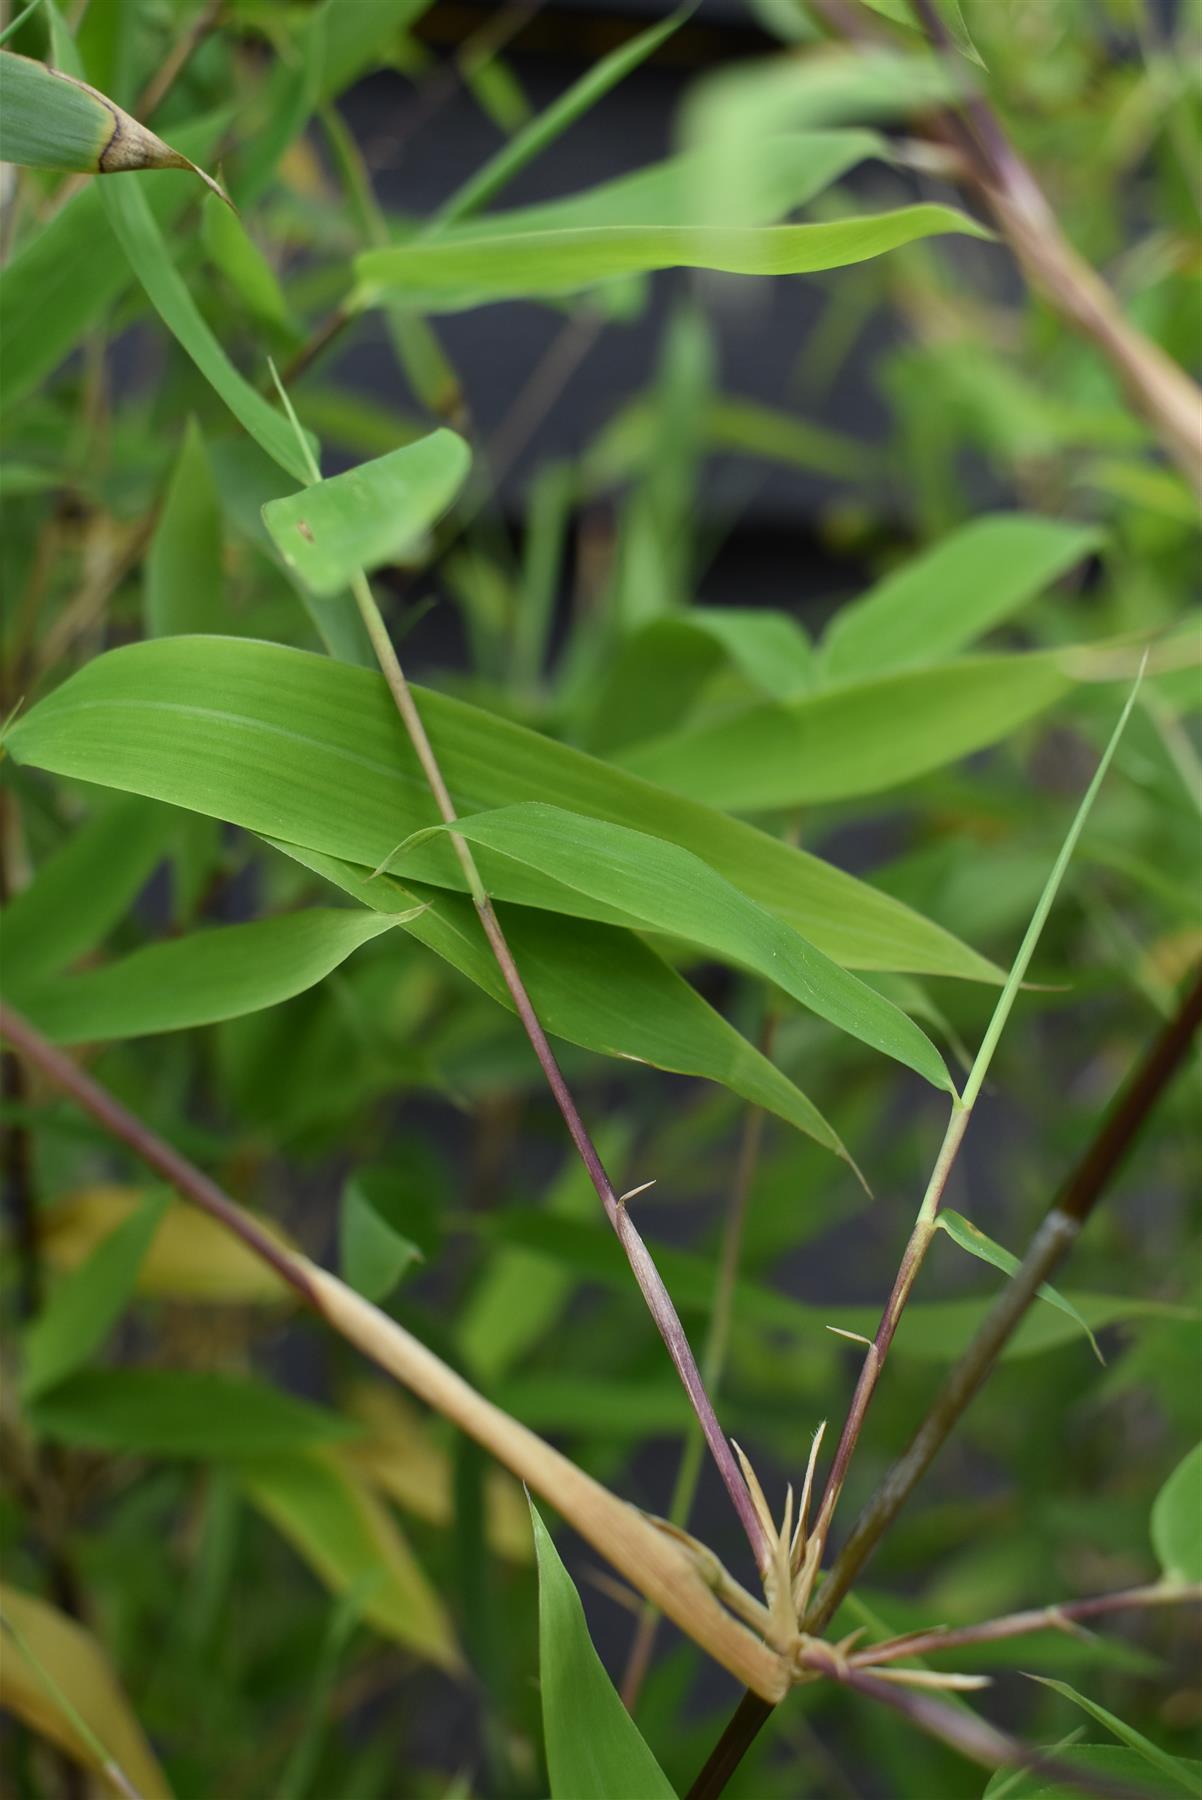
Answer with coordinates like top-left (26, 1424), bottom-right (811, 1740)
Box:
top-left (238, 1446), bottom-right (463, 1673)
top-left (0, 1584), bottom-right (172, 1798)
top-left (345, 1384), bottom-right (532, 1563)
top-left (38, 1185), bottom-right (297, 1305)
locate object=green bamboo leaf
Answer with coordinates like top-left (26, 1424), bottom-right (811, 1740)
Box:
top-left (339, 1170), bottom-right (424, 1304)
top-left (0, 109), bottom-right (230, 414)
top-left (353, 205), bottom-right (991, 313)
top-left (261, 430), bottom-right (471, 599)
top-left (617, 651), bottom-right (1075, 809)
top-left (144, 419), bottom-right (224, 637)
top-left (436, 128), bottom-right (884, 240)
top-left (528, 1499), bottom-right (677, 1799)
top-left (857, 0), bottom-right (982, 63)
top-left (935, 1210), bottom-right (1101, 1361)
top-left (7, 909), bottom-right (404, 1043)
top-left (22, 1191), bottom-right (170, 1402)
top-left (983, 1747), bottom-right (1202, 1800)
top-left (434, 5), bottom-right (691, 227)
top-left (29, 1369), bottom-right (357, 1457)
top-left (238, 1447), bottom-right (462, 1673)
top-left (272, 840), bottom-right (851, 1159)
top-left (0, 49), bottom-right (225, 197)
top-left (0, 792), bottom-right (179, 985)
top-left (2, 635), bottom-right (998, 980)
top-left (201, 189), bottom-right (295, 335)
top-left (1152, 1444), bottom-right (1202, 1584)
top-left (819, 515), bottom-right (1101, 682)
top-left (407, 803), bottom-right (951, 1091)
top-left (1028, 1677), bottom-right (1202, 1794)
top-left (97, 175), bottom-right (314, 484)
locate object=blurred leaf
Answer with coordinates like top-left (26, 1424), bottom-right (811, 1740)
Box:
top-left (353, 205), bottom-right (990, 312)
top-left (261, 429), bottom-right (471, 599)
top-left (528, 1499), bottom-right (677, 1799)
top-left (819, 515), bottom-right (1100, 682)
top-left (1028, 1677), bottom-right (1202, 1793)
top-left (0, 791), bottom-right (178, 985)
top-left (982, 1746), bottom-right (1202, 1799)
top-left (38, 1184), bottom-right (297, 1306)
top-left (144, 418), bottom-right (224, 637)
top-left (3, 635), bottom-right (998, 978)
top-left (858, 0), bottom-right (982, 64)
top-left (275, 844), bottom-right (850, 1157)
top-left (618, 652), bottom-right (1075, 809)
top-left (434, 6), bottom-right (690, 227)
top-left (0, 1584), bottom-right (172, 1798)
top-left (201, 189), bottom-right (294, 335)
top-left (239, 1447), bottom-right (462, 1672)
top-left (10, 908), bottom-right (402, 1042)
top-left (29, 1369), bottom-right (357, 1456)
top-left (346, 1384), bottom-right (532, 1562)
top-left (414, 802), bottom-right (951, 1090)
top-left (1151, 1443), bottom-right (1202, 1583)
top-left (340, 1170), bottom-right (424, 1304)
top-left (23, 1189), bottom-right (168, 1401)
top-left (935, 1210), bottom-right (1101, 1361)
top-left (98, 174), bottom-right (314, 483)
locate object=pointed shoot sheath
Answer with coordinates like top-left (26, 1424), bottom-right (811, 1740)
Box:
top-left (0, 51), bottom-right (227, 202)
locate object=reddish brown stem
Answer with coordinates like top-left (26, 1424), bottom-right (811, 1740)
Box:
top-left (860, 1583), bottom-right (1202, 1666)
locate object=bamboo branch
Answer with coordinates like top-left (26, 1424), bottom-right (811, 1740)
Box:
top-left (858, 1583), bottom-right (1202, 1667)
top-left (810, 960), bottom-right (1202, 1632)
top-left (0, 1003), bottom-right (789, 1701)
top-left (348, 569), bottom-right (770, 1575)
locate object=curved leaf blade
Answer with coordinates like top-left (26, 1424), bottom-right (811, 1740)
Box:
top-left (1152, 1444), bottom-right (1202, 1585)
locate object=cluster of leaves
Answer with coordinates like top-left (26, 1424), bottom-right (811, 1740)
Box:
top-left (0, 2), bottom-right (1199, 1797)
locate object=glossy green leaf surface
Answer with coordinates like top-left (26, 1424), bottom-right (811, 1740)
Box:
top-left (414, 802), bottom-right (951, 1089)
top-left (273, 842), bottom-right (849, 1157)
top-left (353, 206), bottom-right (990, 313)
top-left (529, 1499), bottom-right (677, 1799)
top-left (9, 909), bottom-right (400, 1043)
top-left (3, 636), bottom-right (997, 979)
top-left (261, 430), bottom-right (471, 598)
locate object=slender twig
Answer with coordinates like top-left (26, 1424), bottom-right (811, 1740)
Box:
top-left (685, 962), bottom-right (1202, 1799)
top-left (859, 1583), bottom-right (1202, 1666)
top-left (0, 1004), bottom-right (788, 1698)
top-left (347, 570), bottom-right (769, 1573)
top-left (812, 960), bottom-right (1202, 1632)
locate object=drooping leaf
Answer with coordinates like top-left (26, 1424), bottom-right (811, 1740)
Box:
top-left (97, 174), bottom-right (314, 483)
top-left (9, 908), bottom-right (403, 1043)
top-left (0, 1584), bottom-right (172, 1799)
top-left (818, 515), bottom-right (1100, 682)
top-left (144, 419), bottom-right (225, 637)
top-left (2, 635), bottom-right (997, 978)
top-left (261, 430), bottom-right (471, 598)
top-left (22, 1190), bottom-right (169, 1401)
top-left (528, 1499), bottom-right (677, 1799)
top-left (1028, 1676), bottom-right (1202, 1794)
top-left (38, 1185), bottom-right (297, 1306)
top-left (409, 803), bottom-right (951, 1090)
top-left (1151, 1443), bottom-right (1202, 1584)
top-left (29, 1369), bottom-right (357, 1457)
top-left (617, 651), bottom-right (1075, 809)
top-left (352, 205), bottom-right (990, 313)
top-left (0, 49), bottom-right (224, 197)
top-left (238, 1447), bottom-right (462, 1673)
top-left (935, 1210), bottom-right (1102, 1361)
top-left (0, 791), bottom-right (178, 985)
top-left (273, 842), bottom-right (850, 1158)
